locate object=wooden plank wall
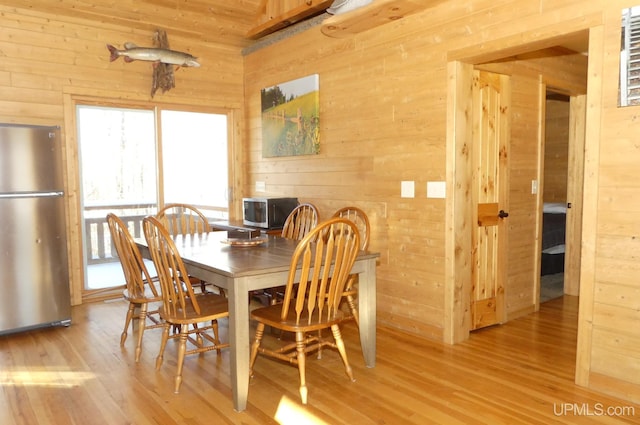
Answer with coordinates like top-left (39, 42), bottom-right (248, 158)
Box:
top-left (0, 1), bottom-right (256, 304)
top-left (544, 99), bottom-right (570, 203)
top-left (0, 0), bottom-right (638, 406)
top-left (245, 28), bottom-right (449, 339)
top-left (580, 5), bottom-right (640, 403)
top-left (244, 0), bottom-right (640, 404)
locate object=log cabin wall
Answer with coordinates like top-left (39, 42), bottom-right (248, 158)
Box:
top-left (0, 1), bottom-right (258, 305)
top-left (244, 0), bottom-right (640, 404)
top-left (244, 5), bottom-right (589, 334)
top-left (584, 4), bottom-right (640, 403)
top-left (544, 99), bottom-right (570, 204)
top-left (0, 0), bottom-right (638, 406)
top-left (245, 27), bottom-right (449, 340)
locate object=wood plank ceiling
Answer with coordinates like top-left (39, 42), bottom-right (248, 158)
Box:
top-left (0, 0), bottom-right (265, 48)
top-left (1, 0), bottom-right (589, 52)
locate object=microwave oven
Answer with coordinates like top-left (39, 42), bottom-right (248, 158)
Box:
top-left (242, 197), bottom-right (299, 229)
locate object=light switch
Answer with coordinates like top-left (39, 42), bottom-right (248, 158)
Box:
top-left (255, 181), bottom-right (266, 192)
top-left (427, 181), bottom-right (446, 198)
top-left (401, 181), bottom-right (415, 198)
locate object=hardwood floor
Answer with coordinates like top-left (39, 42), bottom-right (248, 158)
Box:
top-left (0, 296), bottom-right (638, 424)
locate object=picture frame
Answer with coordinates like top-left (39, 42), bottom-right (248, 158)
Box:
top-left (260, 74), bottom-right (320, 157)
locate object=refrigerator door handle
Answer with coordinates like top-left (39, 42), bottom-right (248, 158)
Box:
top-left (0, 191), bottom-right (64, 198)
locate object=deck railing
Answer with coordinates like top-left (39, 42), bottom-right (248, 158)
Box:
top-left (84, 203), bottom-right (156, 265)
top-left (83, 203), bottom-right (228, 265)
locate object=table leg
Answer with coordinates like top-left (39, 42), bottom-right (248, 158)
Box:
top-left (227, 276), bottom-right (251, 412)
top-left (358, 258), bottom-right (377, 367)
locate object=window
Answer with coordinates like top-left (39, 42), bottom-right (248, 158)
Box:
top-left (77, 104), bottom-right (230, 291)
top-left (161, 110), bottom-right (229, 210)
top-left (620, 7), bottom-right (640, 106)
top-left (78, 106), bottom-right (157, 208)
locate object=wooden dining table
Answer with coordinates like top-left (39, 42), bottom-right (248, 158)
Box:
top-left (136, 231), bottom-right (379, 412)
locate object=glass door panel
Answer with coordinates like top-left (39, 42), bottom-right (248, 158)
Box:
top-left (77, 105), bottom-right (157, 290)
top-left (161, 110), bottom-right (229, 220)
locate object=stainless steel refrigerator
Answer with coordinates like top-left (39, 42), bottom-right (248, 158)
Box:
top-left (0, 123), bottom-right (71, 335)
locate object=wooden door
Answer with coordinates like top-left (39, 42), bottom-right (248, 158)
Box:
top-left (470, 70), bottom-right (510, 330)
top-left (564, 94), bottom-right (586, 296)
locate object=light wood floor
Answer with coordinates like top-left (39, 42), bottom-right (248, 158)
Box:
top-left (1, 296), bottom-right (638, 424)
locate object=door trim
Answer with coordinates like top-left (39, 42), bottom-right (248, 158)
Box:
top-left (444, 61), bottom-right (474, 344)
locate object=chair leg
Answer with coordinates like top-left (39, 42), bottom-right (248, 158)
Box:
top-left (269, 288), bottom-right (279, 305)
top-left (296, 331), bottom-right (308, 404)
top-left (317, 330), bottom-right (323, 360)
top-left (156, 323), bottom-right (170, 370)
top-left (135, 303), bottom-right (148, 362)
top-left (194, 322), bottom-right (204, 347)
top-left (249, 323), bottom-right (265, 378)
top-left (346, 293), bottom-right (359, 327)
top-left (174, 325), bottom-right (188, 393)
top-left (331, 324), bottom-right (354, 382)
top-left (121, 302), bottom-right (136, 346)
top-left (211, 319), bottom-right (222, 354)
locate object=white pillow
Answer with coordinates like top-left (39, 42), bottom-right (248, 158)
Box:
top-left (543, 244), bottom-right (565, 254)
top-left (543, 203), bottom-right (567, 214)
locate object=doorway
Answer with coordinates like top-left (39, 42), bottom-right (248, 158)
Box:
top-left (540, 92), bottom-right (570, 303)
top-left (445, 34), bottom-right (589, 344)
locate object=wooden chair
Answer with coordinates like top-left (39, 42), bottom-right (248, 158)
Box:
top-left (249, 217), bottom-right (361, 405)
top-left (253, 202), bottom-right (320, 306)
top-left (142, 216), bottom-right (229, 394)
top-left (106, 213), bottom-right (163, 363)
top-left (332, 206), bottom-right (371, 326)
top-left (280, 202), bottom-right (319, 241)
top-left (156, 203), bottom-right (211, 293)
top-left (156, 203), bottom-right (210, 236)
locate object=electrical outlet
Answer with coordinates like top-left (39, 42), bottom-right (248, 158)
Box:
top-left (427, 181), bottom-right (446, 198)
top-left (401, 181), bottom-right (415, 198)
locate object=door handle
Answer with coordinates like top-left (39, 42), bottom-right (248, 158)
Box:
top-left (498, 210), bottom-right (509, 218)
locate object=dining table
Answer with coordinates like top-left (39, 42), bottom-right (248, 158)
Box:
top-left (135, 230), bottom-right (379, 412)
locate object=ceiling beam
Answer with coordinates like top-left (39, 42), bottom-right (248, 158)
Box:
top-left (246, 0), bottom-right (334, 39)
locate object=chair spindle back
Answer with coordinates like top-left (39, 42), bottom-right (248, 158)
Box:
top-left (281, 203), bottom-right (319, 241)
top-left (143, 216), bottom-right (202, 317)
top-left (107, 213), bottom-right (159, 299)
top-left (156, 203), bottom-right (210, 237)
top-left (281, 217), bottom-right (360, 323)
top-left (332, 206), bottom-right (370, 251)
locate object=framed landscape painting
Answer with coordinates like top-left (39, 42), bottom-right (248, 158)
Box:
top-left (261, 74), bottom-right (320, 157)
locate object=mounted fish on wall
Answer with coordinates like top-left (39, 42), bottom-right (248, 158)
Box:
top-left (106, 29), bottom-right (199, 97)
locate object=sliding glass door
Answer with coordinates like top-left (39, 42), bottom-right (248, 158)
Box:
top-left (77, 105), bottom-right (229, 292)
top-left (160, 110), bottom-right (229, 212)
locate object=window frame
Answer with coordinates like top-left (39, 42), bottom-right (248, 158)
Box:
top-left (72, 97), bottom-right (236, 300)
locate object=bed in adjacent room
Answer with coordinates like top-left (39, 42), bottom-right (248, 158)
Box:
top-left (541, 202), bottom-right (567, 276)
